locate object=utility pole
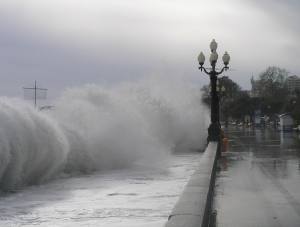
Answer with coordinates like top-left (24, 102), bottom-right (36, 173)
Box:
top-left (34, 80), bottom-right (37, 108)
top-left (23, 81), bottom-right (48, 108)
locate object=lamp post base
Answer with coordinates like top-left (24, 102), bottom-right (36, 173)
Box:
top-left (207, 123), bottom-right (221, 142)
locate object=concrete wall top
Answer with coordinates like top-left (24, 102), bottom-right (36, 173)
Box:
top-left (165, 142), bottom-right (218, 227)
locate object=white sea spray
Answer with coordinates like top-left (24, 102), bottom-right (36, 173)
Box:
top-left (0, 78), bottom-right (209, 190)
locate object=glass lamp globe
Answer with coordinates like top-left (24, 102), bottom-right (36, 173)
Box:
top-left (198, 52), bottom-right (205, 65)
top-left (209, 51), bottom-right (218, 64)
top-left (222, 51), bottom-right (230, 65)
top-left (210, 39), bottom-right (218, 52)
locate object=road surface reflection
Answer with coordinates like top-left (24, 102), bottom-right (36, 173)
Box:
top-left (214, 127), bottom-right (300, 227)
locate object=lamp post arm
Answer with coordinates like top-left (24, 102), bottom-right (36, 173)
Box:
top-left (216, 66), bottom-right (229, 76)
top-left (199, 66), bottom-right (211, 75)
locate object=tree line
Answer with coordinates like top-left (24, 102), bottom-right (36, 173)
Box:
top-left (201, 66), bottom-right (300, 125)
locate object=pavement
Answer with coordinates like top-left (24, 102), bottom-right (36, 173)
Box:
top-left (213, 127), bottom-right (300, 227)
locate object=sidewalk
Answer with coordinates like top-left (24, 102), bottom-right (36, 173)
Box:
top-left (213, 128), bottom-right (300, 227)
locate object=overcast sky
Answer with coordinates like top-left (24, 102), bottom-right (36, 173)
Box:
top-left (0, 0), bottom-right (299, 98)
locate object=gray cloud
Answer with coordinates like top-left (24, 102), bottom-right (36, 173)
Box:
top-left (0, 0), bottom-right (299, 98)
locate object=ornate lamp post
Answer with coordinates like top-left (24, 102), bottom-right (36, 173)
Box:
top-left (198, 39), bottom-right (230, 141)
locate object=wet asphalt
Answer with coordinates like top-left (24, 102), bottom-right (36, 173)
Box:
top-left (213, 127), bottom-right (300, 227)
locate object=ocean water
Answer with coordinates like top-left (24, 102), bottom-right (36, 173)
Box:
top-left (0, 152), bottom-right (201, 227)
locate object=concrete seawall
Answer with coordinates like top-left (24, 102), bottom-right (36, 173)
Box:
top-left (165, 142), bottom-right (219, 227)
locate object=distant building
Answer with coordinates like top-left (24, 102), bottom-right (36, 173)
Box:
top-left (279, 113), bottom-right (294, 131)
top-left (287, 75), bottom-right (300, 94)
top-left (250, 76), bottom-right (260, 98)
top-left (248, 89), bottom-right (259, 98)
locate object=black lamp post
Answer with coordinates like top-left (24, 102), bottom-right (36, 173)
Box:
top-left (198, 39), bottom-right (230, 142)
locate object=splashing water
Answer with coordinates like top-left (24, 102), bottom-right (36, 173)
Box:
top-left (0, 78), bottom-right (209, 191)
top-left (0, 98), bottom-right (69, 191)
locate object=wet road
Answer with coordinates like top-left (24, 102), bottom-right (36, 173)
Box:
top-left (214, 127), bottom-right (300, 227)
